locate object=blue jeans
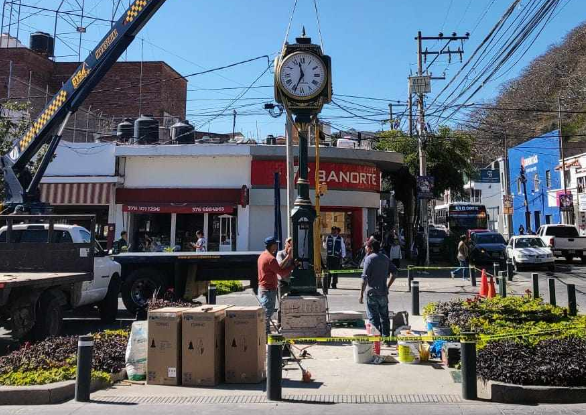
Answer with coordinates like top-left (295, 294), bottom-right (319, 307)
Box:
top-left (366, 293), bottom-right (390, 337)
top-left (258, 289), bottom-right (277, 334)
top-left (453, 260), bottom-right (469, 279)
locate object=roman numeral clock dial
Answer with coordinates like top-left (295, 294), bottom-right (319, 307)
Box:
top-left (278, 52), bottom-right (326, 100)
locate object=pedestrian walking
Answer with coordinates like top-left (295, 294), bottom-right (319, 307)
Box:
top-left (359, 239), bottom-right (397, 343)
top-left (389, 237), bottom-right (402, 269)
top-left (324, 226), bottom-right (346, 289)
top-left (257, 236), bottom-right (296, 334)
top-left (276, 237), bottom-right (294, 299)
top-left (193, 230), bottom-right (207, 252)
top-left (518, 225), bottom-right (525, 235)
top-left (415, 229), bottom-right (427, 267)
top-left (451, 235), bottom-right (470, 280)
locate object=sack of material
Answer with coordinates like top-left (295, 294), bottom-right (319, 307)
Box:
top-left (125, 321), bottom-right (148, 381)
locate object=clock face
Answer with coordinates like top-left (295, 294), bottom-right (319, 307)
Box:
top-left (279, 52), bottom-right (327, 99)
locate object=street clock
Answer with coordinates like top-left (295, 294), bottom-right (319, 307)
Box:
top-left (275, 31), bottom-right (332, 122)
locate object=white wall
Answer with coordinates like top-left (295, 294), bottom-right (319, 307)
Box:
top-left (46, 142), bottom-right (116, 177)
top-left (249, 205), bottom-right (290, 251)
top-left (237, 205), bottom-right (250, 251)
top-left (122, 155), bottom-right (251, 188)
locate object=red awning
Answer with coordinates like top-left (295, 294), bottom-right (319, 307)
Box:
top-left (40, 182), bottom-right (112, 205)
top-left (122, 204), bottom-right (234, 214)
top-left (556, 160), bottom-right (582, 170)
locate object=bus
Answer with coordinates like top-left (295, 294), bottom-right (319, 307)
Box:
top-left (434, 203), bottom-right (488, 235)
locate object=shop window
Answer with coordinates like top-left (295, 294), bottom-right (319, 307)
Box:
top-left (546, 170), bottom-right (551, 188)
top-left (517, 178), bottom-right (522, 195)
top-left (208, 214), bottom-right (236, 252)
top-left (578, 176), bottom-right (586, 194)
top-left (131, 213), bottom-right (171, 252)
top-left (533, 174), bottom-right (540, 192)
top-left (176, 214), bottom-right (205, 252)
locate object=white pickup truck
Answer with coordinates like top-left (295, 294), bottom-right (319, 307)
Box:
top-left (0, 217), bottom-right (121, 339)
top-left (537, 224), bottom-right (586, 262)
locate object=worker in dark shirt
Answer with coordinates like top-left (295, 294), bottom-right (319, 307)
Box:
top-left (359, 239), bottom-right (398, 341)
top-left (113, 231), bottom-right (129, 254)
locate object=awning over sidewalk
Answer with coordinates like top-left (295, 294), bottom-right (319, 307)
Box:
top-left (40, 182), bottom-right (112, 206)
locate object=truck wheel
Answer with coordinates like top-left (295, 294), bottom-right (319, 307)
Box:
top-left (121, 269), bottom-right (165, 314)
top-left (31, 292), bottom-right (63, 341)
top-left (99, 275), bottom-right (121, 324)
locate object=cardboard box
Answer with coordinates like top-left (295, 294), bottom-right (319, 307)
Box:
top-left (280, 295), bottom-right (327, 315)
top-left (225, 307), bottom-right (266, 384)
top-left (182, 305), bottom-right (231, 387)
top-left (147, 307), bottom-right (190, 386)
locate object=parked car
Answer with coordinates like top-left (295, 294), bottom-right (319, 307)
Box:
top-left (536, 224), bottom-right (586, 262)
top-left (506, 235), bottom-right (555, 272)
top-left (469, 232), bottom-right (507, 267)
top-left (429, 228), bottom-right (448, 257)
top-left (467, 228), bottom-right (490, 240)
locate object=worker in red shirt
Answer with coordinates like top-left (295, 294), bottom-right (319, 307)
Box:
top-left (258, 236), bottom-right (296, 334)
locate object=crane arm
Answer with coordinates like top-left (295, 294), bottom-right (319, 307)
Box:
top-left (1, 0), bottom-right (168, 209)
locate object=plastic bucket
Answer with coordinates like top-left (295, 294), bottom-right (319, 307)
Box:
top-left (352, 335), bottom-right (373, 364)
top-left (426, 321), bottom-right (440, 332)
top-left (398, 341), bottom-right (421, 364)
top-left (365, 322), bottom-right (381, 355)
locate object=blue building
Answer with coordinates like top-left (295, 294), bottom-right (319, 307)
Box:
top-left (508, 131), bottom-right (561, 234)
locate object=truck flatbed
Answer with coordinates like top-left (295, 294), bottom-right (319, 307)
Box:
top-left (113, 251), bottom-right (262, 264)
top-left (0, 272), bottom-right (93, 289)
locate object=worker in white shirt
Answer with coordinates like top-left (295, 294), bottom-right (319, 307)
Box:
top-left (323, 226), bottom-right (346, 289)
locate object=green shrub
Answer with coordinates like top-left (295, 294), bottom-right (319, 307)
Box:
top-left (212, 280), bottom-right (244, 296)
top-left (0, 367), bottom-right (112, 386)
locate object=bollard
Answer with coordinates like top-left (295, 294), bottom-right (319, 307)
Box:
top-left (408, 268), bottom-right (413, 293)
top-left (460, 332), bottom-right (477, 400)
top-left (470, 265), bottom-right (477, 287)
top-left (548, 278), bottom-right (556, 306)
top-left (207, 284), bottom-right (217, 305)
top-left (506, 259), bottom-right (514, 281)
top-left (493, 262), bottom-right (500, 280)
top-left (411, 280), bottom-right (420, 316)
top-left (568, 284), bottom-right (577, 316)
top-left (498, 271), bottom-right (507, 297)
top-left (75, 335), bottom-right (94, 402)
top-left (267, 334), bottom-right (284, 401)
top-left (323, 274), bottom-right (330, 295)
top-left (532, 273), bottom-right (540, 299)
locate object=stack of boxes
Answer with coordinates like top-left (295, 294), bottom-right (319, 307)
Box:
top-left (280, 295), bottom-right (330, 338)
top-left (147, 305), bottom-right (266, 387)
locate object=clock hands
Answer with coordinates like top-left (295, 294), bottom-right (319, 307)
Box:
top-left (294, 62), bottom-right (305, 91)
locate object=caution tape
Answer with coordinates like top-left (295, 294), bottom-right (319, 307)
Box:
top-left (280, 325), bottom-right (586, 345)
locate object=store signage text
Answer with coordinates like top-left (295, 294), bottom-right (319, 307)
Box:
top-left (521, 155), bottom-right (538, 167)
top-left (251, 160), bottom-right (381, 192)
top-left (123, 204), bottom-right (234, 214)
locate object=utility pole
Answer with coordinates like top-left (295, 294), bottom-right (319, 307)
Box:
top-left (408, 94), bottom-right (413, 137)
top-left (232, 110), bottom-right (237, 139)
top-left (388, 103), bottom-right (393, 130)
top-left (503, 134), bottom-right (513, 238)
top-left (558, 95), bottom-right (572, 224)
top-left (520, 165), bottom-right (531, 231)
top-left (412, 30), bottom-right (469, 265)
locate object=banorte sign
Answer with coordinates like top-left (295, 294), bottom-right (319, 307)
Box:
top-left (251, 160), bottom-right (381, 192)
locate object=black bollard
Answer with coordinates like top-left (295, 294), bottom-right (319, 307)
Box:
top-left (323, 274), bottom-right (330, 295)
top-left (548, 278), bottom-right (556, 306)
top-left (498, 271), bottom-right (507, 297)
top-left (532, 273), bottom-right (540, 299)
top-left (75, 335), bottom-right (94, 402)
top-left (408, 269), bottom-right (413, 293)
top-left (506, 259), bottom-right (514, 281)
top-left (207, 284), bottom-right (217, 305)
top-left (470, 266), bottom-right (477, 287)
top-left (568, 284), bottom-right (577, 316)
top-left (267, 334), bottom-right (284, 401)
top-left (460, 332), bottom-right (477, 400)
top-left (411, 280), bottom-right (420, 316)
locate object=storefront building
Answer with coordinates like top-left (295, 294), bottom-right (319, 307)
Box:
top-left (113, 144), bottom-right (403, 255)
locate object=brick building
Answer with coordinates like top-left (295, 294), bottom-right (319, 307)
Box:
top-left (0, 41), bottom-right (187, 142)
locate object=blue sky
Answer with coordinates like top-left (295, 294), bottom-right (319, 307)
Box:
top-left (5, 0), bottom-right (584, 138)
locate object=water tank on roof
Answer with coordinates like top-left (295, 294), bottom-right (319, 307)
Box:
top-left (30, 32), bottom-right (54, 57)
top-left (171, 120), bottom-right (195, 144)
top-left (134, 115), bottom-right (159, 144)
top-left (117, 118), bottom-right (134, 142)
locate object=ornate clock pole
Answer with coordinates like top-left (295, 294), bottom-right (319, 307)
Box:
top-left (275, 29), bottom-right (332, 295)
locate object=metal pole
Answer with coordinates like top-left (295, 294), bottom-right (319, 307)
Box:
top-left (470, 265), bottom-right (476, 287)
top-left (267, 335), bottom-right (283, 401)
top-left (506, 259), bottom-right (514, 281)
top-left (207, 284), bottom-right (217, 305)
top-left (504, 134), bottom-right (513, 239)
top-left (493, 262), bottom-right (499, 279)
top-left (567, 284), bottom-right (577, 316)
top-left (558, 94), bottom-right (572, 224)
top-left (286, 118), bottom-right (295, 237)
top-left (388, 103), bottom-right (393, 130)
top-left (407, 267), bottom-right (412, 292)
top-left (75, 335), bottom-right (94, 402)
top-left (548, 278), bottom-right (556, 306)
top-left (460, 332), bottom-right (477, 400)
top-left (411, 280), bottom-right (420, 316)
top-left (532, 273), bottom-right (539, 299)
top-left (314, 120), bottom-right (322, 279)
top-left (498, 271), bottom-right (506, 297)
top-left (7, 60), bottom-right (12, 99)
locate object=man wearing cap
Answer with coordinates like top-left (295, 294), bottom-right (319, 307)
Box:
top-left (258, 236), bottom-right (296, 334)
top-left (276, 237), bottom-right (294, 299)
top-left (359, 239), bottom-right (398, 342)
top-left (324, 226), bottom-right (346, 289)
